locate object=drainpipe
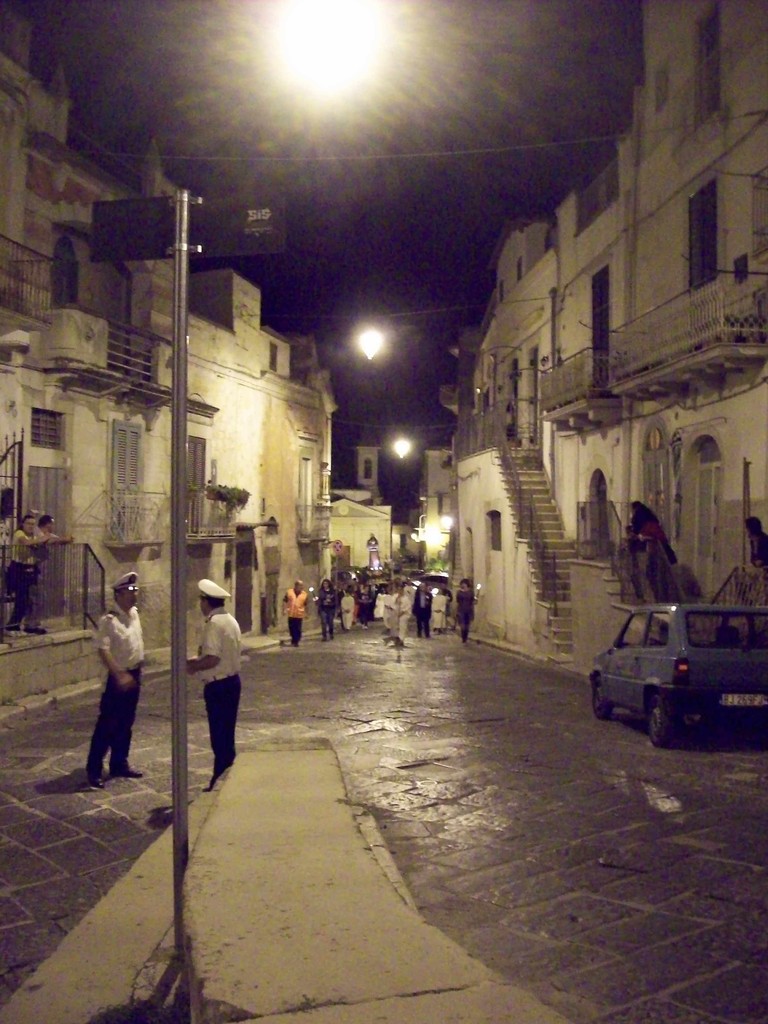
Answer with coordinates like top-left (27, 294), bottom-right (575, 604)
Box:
top-left (549, 286), bottom-right (558, 501)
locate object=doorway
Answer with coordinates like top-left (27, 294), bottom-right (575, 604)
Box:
top-left (693, 435), bottom-right (721, 598)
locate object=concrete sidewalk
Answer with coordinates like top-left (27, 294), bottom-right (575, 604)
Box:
top-left (0, 742), bottom-right (572, 1024)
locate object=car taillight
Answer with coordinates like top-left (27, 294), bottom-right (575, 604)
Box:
top-left (672, 657), bottom-right (690, 685)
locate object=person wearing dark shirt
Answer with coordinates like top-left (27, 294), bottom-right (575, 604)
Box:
top-left (746, 516), bottom-right (768, 567)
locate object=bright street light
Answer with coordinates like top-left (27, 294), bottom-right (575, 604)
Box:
top-left (440, 515), bottom-right (453, 531)
top-left (393, 437), bottom-right (412, 459)
top-left (359, 328), bottom-right (384, 360)
top-left (277, 0), bottom-right (384, 95)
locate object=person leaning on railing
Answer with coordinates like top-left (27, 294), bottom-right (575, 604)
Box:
top-left (5, 511), bottom-right (49, 634)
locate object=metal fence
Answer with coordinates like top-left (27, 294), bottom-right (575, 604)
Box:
top-left (0, 233), bottom-right (52, 322)
top-left (1, 542), bottom-right (105, 640)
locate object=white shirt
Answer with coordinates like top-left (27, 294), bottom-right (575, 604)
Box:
top-left (198, 608), bottom-right (241, 683)
top-left (96, 606), bottom-right (144, 670)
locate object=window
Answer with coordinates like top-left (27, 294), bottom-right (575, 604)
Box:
top-left (695, 6), bottom-right (720, 125)
top-left (646, 613), bottom-right (670, 647)
top-left (188, 435), bottom-right (206, 491)
top-left (753, 169), bottom-right (768, 256)
top-left (31, 408), bottom-right (64, 449)
top-left (269, 342), bottom-right (278, 372)
top-left (516, 256), bottom-right (523, 282)
top-left (591, 266), bottom-right (610, 354)
top-left (620, 613), bottom-right (647, 648)
top-left (363, 458), bottom-right (372, 480)
top-left (487, 510), bottom-right (502, 552)
top-left (112, 421), bottom-right (141, 492)
top-left (51, 236), bottom-right (78, 307)
top-left (689, 179), bottom-right (718, 289)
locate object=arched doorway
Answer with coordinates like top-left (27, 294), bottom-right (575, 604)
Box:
top-left (642, 424), bottom-right (670, 528)
top-left (586, 469), bottom-right (609, 558)
top-left (693, 435), bottom-right (722, 598)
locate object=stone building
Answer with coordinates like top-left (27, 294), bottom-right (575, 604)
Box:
top-left (451, 0), bottom-right (768, 671)
top-left (0, 6), bottom-right (333, 696)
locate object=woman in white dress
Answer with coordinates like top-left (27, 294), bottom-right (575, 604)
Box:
top-left (431, 587), bottom-right (447, 633)
top-left (389, 580), bottom-right (412, 647)
top-left (340, 587), bottom-right (355, 631)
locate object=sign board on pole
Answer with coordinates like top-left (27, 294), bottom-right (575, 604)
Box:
top-left (331, 539), bottom-right (344, 555)
top-left (91, 195), bottom-right (286, 262)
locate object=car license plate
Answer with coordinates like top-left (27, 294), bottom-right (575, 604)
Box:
top-left (720, 694), bottom-right (768, 707)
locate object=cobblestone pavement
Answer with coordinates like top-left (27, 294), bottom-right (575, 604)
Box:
top-left (2, 625), bottom-right (768, 1022)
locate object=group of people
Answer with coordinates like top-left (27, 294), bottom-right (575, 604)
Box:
top-left (280, 575), bottom-right (478, 649)
top-left (3, 511), bottom-right (71, 634)
top-left (86, 572), bottom-right (242, 795)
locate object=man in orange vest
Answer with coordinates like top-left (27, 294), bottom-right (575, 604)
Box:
top-left (283, 579), bottom-right (309, 647)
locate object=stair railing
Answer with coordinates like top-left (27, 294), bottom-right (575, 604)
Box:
top-left (711, 566), bottom-right (768, 606)
top-left (492, 410), bottom-right (563, 614)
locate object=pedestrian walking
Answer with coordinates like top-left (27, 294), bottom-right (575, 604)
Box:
top-left (387, 579), bottom-right (412, 647)
top-left (85, 572), bottom-right (144, 789)
top-left (356, 581), bottom-right (374, 629)
top-left (431, 587), bottom-right (447, 633)
top-left (283, 579), bottom-right (308, 646)
top-left (316, 578), bottom-right (337, 640)
top-left (455, 578), bottom-right (476, 643)
top-left (412, 581), bottom-right (433, 638)
top-left (340, 586), bottom-right (355, 631)
top-left (186, 578), bottom-right (242, 792)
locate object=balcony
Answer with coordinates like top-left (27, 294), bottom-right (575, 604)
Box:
top-left (610, 279), bottom-right (768, 400)
top-left (540, 348), bottom-right (622, 430)
top-left (439, 384), bottom-right (458, 414)
top-left (44, 307), bottom-right (172, 409)
top-left (104, 491), bottom-right (165, 546)
top-left (0, 233), bottom-right (52, 338)
top-left (187, 494), bottom-right (237, 541)
top-left (297, 503), bottom-right (331, 544)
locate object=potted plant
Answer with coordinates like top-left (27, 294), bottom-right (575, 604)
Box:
top-left (204, 484), bottom-right (251, 514)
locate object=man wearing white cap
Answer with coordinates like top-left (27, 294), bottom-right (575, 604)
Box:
top-left (187, 578), bottom-right (242, 791)
top-left (85, 571), bottom-right (144, 789)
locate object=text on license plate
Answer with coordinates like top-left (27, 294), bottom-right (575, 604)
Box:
top-left (720, 694), bottom-right (768, 707)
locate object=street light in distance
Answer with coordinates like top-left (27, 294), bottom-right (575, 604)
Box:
top-left (359, 328), bottom-right (384, 361)
top-left (393, 437), bottom-right (412, 459)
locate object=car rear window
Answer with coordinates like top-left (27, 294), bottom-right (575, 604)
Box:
top-left (686, 612), bottom-right (768, 649)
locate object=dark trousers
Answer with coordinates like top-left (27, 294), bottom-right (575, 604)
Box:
top-left (415, 613), bottom-right (431, 638)
top-left (457, 613), bottom-right (472, 643)
top-left (204, 674), bottom-right (241, 783)
top-left (86, 669), bottom-right (142, 777)
top-left (319, 607), bottom-right (335, 639)
top-left (288, 616), bottom-right (303, 646)
top-left (7, 562), bottom-right (37, 628)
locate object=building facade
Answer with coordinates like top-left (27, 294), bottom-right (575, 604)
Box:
top-left (453, 0), bottom-right (768, 669)
top-left (0, 8), bottom-right (333, 675)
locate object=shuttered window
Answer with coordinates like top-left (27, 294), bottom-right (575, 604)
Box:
top-left (188, 436), bottom-right (206, 488)
top-left (112, 421), bottom-right (141, 491)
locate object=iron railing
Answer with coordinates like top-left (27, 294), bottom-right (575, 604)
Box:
top-left (611, 279), bottom-right (768, 384)
top-left (0, 432), bottom-right (24, 535)
top-left (187, 495), bottom-right (236, 539)
top-left (107, 320), bottom-right (156, 383)
top-left (541, 349), bottom-right (611, 412)
top-left (106, 491), bottom-right (165, 544)
top-left (1, 542), bottom-right (105, 640)
top-left (0, 234), bottom-right (52, 323)
top-left (711, 566), bottom-right (768, 607)
top-left (491, 412), bottom-right (566, 613)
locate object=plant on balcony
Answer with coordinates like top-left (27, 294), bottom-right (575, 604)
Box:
top-left (205, 484), bottom-right (251, 513)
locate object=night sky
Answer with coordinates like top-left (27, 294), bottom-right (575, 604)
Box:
top-left (14, 0), bottom-right (643, 512)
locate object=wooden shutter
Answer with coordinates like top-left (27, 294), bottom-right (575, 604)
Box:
top-left (112, 421), bottom-right (141, 492)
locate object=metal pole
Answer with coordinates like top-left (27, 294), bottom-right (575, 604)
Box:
top-left (171, 189), bottom-right (191, 953)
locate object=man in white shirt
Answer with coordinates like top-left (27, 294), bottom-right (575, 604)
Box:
top-left (85, 571), bottom-right (144, 789)
top-left (187, 578), bottom-right (242, 792)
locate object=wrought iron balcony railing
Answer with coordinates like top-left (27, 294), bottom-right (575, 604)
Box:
top-left (540, 348), bottom-right (611, 412)
top-left (611, 279), bottom-right (768, 385)
top-left (187, 495), bottom-right (236, 539)
top-left (105, 491), bottom-right (165, 544)
top-left (0, 233), bottom-right (52, 325)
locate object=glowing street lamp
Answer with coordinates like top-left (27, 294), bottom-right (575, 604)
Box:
top-left (393, 437), bottom-right (412, 459)
top-left (440, 515), bottom-right (453, 531)
top-left (359, 328), bottom-right (384, 360)
top-left (277, 0), bottom-right (384, 95)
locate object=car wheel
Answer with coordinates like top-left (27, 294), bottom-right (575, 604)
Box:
top-left (591, 675), bottom-right (613, 721)
top-left (648, 693), bottom-right (676, 748)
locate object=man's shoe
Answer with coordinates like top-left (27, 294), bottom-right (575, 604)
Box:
top-left (5, 624), bottom-right (20, 631)
top-left (110, 767), bottom-right (144, 779)
top-left (87, 775), bottom-right (104, 790)
top-left (24, 626), bottom-right (47, 635)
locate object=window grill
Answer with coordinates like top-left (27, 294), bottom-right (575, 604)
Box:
top-left (31, 408), bottom-right (64, 449)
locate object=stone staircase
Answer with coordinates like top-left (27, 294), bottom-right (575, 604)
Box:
top-left (494, 446), bottom-right (575, 662)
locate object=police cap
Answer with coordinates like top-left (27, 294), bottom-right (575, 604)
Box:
top-left (198, 578), bottom-right (230, 599)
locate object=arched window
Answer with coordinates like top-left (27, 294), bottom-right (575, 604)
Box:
top-left (51, 236), bottom-right (78, 307)
top-left (642, 424), bottom-right (670, 527)
top-left (487, 510), bottom-right (502, 552)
